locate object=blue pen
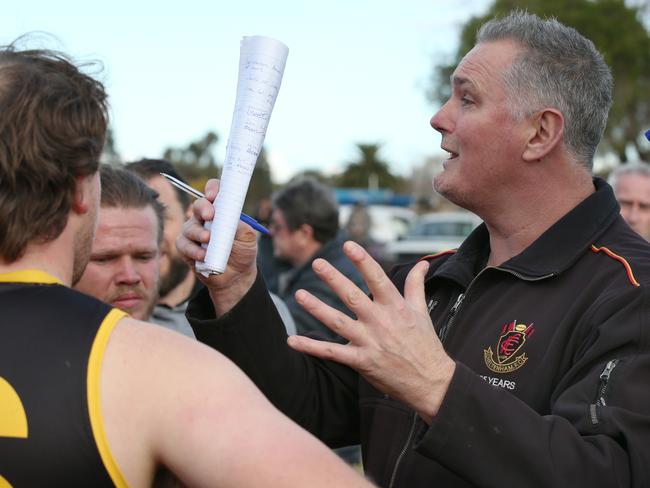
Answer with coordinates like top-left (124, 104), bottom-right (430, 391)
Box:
top-left (159, 172), bottom-right (271, 235)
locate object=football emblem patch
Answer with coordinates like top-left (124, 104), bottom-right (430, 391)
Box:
top-left (483, 320), bottom-right (535, 373)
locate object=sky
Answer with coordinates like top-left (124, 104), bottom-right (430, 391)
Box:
top-left (1, 0), bottom-right (491, 183)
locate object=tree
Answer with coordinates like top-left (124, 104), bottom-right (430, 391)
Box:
top-left (336, 143), bottom-right (403, 190)
top-left (428, 0), bottom-right (650, 162)
top-left (100, 126), bottom-right (122, 166)
top-left (163, 131), bottom-right (220, 188)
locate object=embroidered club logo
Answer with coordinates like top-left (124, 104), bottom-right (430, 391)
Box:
top-left (483, 320), bottom-right (535, 373)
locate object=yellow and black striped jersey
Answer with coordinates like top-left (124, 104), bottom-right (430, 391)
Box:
top-left (0, 270), bottom-right (127, 487)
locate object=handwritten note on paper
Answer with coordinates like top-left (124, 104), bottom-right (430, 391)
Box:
top-left (196, 36), bottom-right (288, 275)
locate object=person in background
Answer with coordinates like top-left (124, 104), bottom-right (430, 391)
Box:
top-left (125, 159), bottom-right (196, 337)
top-left (344, 200), bottom-right (372, 248)
top-left (178, 11), bottom-right (650, 487)
top-left (0, 40), bottom-right (373, 488)
top-left (268, 178), bottom-right (368, 339)
top-left (255, 195), bottom-right (291, 293)
top-left (74, 165), bottom-right (163, 321)
top-left (608, 161), bottom-right (650, 242)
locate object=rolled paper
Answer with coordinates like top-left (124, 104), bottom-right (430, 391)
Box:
top-left (196, 36), bottom-right (288, 275)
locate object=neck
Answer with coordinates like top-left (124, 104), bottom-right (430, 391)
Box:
top-left (159, 270), bottom-right (196, 308)
top-left (484, 166), bottom-right (594, 267)
top-left (0, 235), bottom-right (75, 286)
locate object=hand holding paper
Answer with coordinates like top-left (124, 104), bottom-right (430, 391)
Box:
top-left (197, 36), bottom-right (288, 275)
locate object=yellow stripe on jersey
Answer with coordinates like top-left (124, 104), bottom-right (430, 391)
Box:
top-left (87, 308), bottom-right (129, 488)
top-left (0, 474), bottom-right (14, 488)
top-left (0, 377), bottom-right (28, 438)
top-left (0, 270), bottom-right (62, 285)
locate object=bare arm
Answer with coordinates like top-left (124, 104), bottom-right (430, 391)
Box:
top-left (101, 317), bottom-right (373, 487)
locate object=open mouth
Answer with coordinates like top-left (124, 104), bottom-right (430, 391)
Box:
top-left (442, 147), bottom-right (459, 160)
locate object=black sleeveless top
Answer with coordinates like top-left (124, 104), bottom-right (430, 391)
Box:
top-left (0, 270), bottom-right (127, 487)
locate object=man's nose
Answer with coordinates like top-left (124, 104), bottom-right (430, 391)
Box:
top-left (430, 100), bottom-right (453, 134)
top-left (115, 257), bottom-right (141, 285)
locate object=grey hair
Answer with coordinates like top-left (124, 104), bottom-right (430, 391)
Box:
top-left (608, 161), bottom-right (650, 191)
top-left (477, 10), bottom-right (613, 170)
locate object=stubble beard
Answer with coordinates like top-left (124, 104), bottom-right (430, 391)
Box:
top-left (158, 255), bottom-right (190, 299)
top-left (71, 214), bottom-right (96, 286)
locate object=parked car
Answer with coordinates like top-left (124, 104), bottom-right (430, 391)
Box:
top-left (339, 204), bottom-right (416, 244)
top-left (339, 204), bottom-right (417, 269)
top-left (383, 211), bottom-right (482, 267)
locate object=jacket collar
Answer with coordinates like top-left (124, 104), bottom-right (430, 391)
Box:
top-left (430, 177), bottom-right (620, 286)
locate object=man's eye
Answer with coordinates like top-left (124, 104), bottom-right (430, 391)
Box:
top-left (136, 253), bottom-right (156, 261)
top-left (460, 96), bottom-right (474, 106)
top-left (92, 256), bottom-right (113, 264)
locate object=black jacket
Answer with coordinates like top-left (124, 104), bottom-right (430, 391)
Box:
top-left (187, 179), bottom-right (650, 487)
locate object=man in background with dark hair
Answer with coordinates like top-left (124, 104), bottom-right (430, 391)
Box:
top-left (268, 177), bottom-right (367, 339)
top-left (0, 41), bottom-right (372, 487)
top-left (74, 165), bottom-right (164, 322)
top-left (125, 159), bottom-right (196, 337)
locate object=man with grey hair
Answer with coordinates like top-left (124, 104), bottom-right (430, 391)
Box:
top-left (179, 11), bottom-right (650, 487)
top-left (609, 161), bottom-right (650, 241)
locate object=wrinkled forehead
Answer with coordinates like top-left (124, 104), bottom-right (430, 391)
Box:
top-left (451, 40), bottom-right (522, 93)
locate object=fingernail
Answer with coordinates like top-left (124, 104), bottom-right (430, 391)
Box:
top-left (312, 259), bottom-right (325, 271)
top-left (344, 241), bottom-right (362, 258)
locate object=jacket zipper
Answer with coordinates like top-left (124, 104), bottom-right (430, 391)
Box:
top-left (437, 268), bottom-right (554, 345)
top-left (438, 293), bottom-right (465, 342)
top-left (590, 359), bottom-right (619, 425)
top-left (388, 414), bottom-right (417, 488)
top-left (386, 265), bottom-right (555, 486)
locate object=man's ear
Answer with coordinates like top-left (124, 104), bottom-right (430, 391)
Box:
top-left (522, 108), bottom-right (564, 162)
top-left (71, 174), bottom-right (95, 214)
top-left (298, 223), bottom-right (315, 241)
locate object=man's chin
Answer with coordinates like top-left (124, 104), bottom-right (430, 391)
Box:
top-left (433, 174), bottom-right (454, 199)
top-left (123, 304), bottom-right (154, 321)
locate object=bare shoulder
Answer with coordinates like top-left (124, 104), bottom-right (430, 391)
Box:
top-left (99, 317), bottom-right (251, 487)
top-left (101, 317), bottom-right (373, 487)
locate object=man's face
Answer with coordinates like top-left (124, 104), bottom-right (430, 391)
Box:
top-left (615, 173), bottom-right (650, 242)
top-left (270, 209), bottom-right (302, 265)
top-left (145, 175), bottom-right (190, 297)
top-left (74, 205), bottom-right (160, 320)
top-left (430, 40), bottom-right (529, 212)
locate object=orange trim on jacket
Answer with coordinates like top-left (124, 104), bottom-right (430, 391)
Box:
top-left (591, 245), bottom-right (640, 287)
top-left (418, 249), bottom-right (458, 262)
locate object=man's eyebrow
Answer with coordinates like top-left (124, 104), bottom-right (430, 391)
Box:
top-left (450, 75), bottom-right (476, 90)
top-left (90, 251), bottom-right (117, 259)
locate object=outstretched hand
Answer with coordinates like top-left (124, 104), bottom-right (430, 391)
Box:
top-left (176, 178), bottom-right (258, 315)
top-left (287, 241), bottom-right (455, 423)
